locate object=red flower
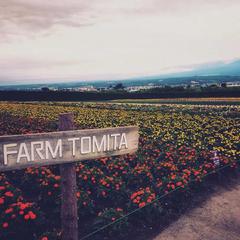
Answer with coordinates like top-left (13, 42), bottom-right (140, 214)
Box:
top-left (2, 222), bottom-right (8, 228)
top-left (101, 191), bottom-right (106, 196)
top-left (5, 208), bottom-right (13, 214)
top-left (5, 191), bottom-right (14, 197)
top-left (24, 214), bottom-right (30, 220)
top-left (41, 237), bottom-right (48, 240)
top-left (176, 182), bottom-right (182, 187)
top-left (139, 202), bottom-right (146, 208)
top-left (0, 197), bottom-right (4, 205)
top-left (28, 211), bottom-right (37, 220)
top-left (19, 202), bottom-right (30, 210)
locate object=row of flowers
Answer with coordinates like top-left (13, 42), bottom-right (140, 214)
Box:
top-left (0, 102), bottom-right (239, 239)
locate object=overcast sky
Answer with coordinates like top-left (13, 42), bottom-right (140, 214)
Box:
top-left (0, 0), bottom-right (240, 84)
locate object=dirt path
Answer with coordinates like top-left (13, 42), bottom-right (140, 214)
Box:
top-left (153, 178), bottom-right (240, 240)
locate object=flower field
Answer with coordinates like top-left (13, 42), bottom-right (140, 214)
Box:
top-left (112, 97), bottom-right (240, 105)
top-left (0, 102), bottom-right (239, 240)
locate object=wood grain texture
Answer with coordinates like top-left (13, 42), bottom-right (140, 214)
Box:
top-left (59, 113), bottom-right (78, 240)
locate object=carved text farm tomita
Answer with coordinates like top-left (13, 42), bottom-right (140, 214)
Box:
top-left (0, 126), bottom-right (139, 171)
top-left (3, 133), bottom-right (128, 165)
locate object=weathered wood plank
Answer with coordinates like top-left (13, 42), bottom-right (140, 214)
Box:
top-left (0, 126), bottom-right (139, 171)
top-left (59, 113), bottom-right (78, 240)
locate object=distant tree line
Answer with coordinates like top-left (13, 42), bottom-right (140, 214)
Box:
top-left (0, 86), bottom-right (240, 101)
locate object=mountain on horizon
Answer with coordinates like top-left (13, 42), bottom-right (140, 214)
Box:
top-left (1, 59), bottom-right (240, 89)
top-left (130, 59), bottom-right (240, 81)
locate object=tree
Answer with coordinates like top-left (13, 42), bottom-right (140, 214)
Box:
top-left (41, 87), bottom-right (50, 92)
top-left (113, 83), bottom-right (124, 90)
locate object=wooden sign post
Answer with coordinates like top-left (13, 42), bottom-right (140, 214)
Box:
top-left (59, 113), bottom-right (78, 240)
top-left (0, 113), bottom-right (139, 240)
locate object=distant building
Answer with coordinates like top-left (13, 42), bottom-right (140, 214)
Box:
top-left (78, 86), bottom-right (98, 92)
top-left (225, 82), bottom-right (240, 87)
top-left (60, 86), bottom-right (98, 92)
top-left (126, 85), bottom-right (158, 92)
top-left (190, 81), bottom-right (201, 88)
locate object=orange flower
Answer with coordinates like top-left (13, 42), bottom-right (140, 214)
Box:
top-left (55, 176), bottom-right (61, 180)
top-left (171, 174), bottom-right (176, 180)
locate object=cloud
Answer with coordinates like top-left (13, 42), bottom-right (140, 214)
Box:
top-left (1, 0), bottom-right (239, 39)
top-left (0, 0), bottom-right (240, 83)
top-left (0, 0), bottom-right (98, 40)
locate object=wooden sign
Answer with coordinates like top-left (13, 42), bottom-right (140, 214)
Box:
top-left (0, 112), bottom-right (139, 240)
top-left (0, 126), bottom-right (139, 171)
